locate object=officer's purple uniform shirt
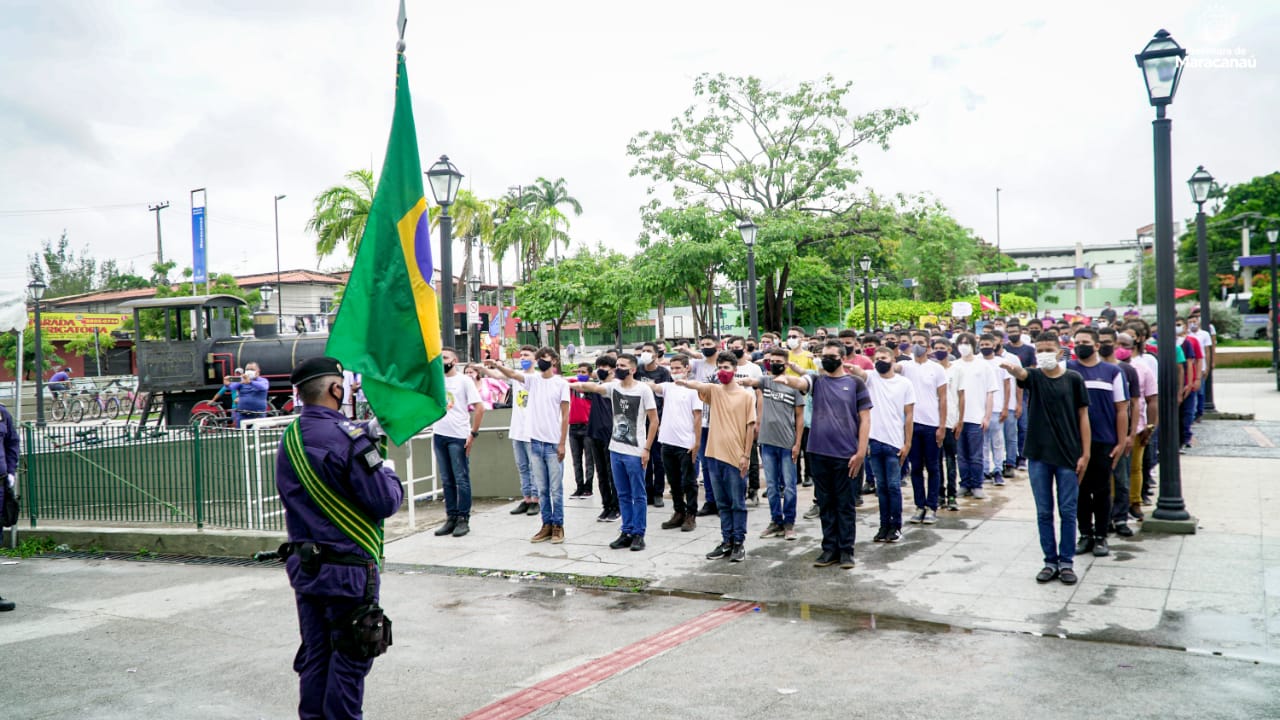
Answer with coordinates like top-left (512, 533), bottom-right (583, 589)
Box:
top-left (0, 405), bottom-right (18, 524)
top-left (275, 405), bottom-right (403, 599)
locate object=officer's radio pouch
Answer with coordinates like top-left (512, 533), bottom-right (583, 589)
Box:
top-left (334, 563), bottom-right (393, 660)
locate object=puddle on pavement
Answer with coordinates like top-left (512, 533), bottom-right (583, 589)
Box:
top-left (759, 600), bottom-right (971, 637)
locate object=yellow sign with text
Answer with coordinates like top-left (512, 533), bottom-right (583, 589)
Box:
top-left (27, 313), bottom-right (128, 341)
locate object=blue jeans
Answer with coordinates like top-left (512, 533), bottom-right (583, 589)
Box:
top-left (527, 439), bottom-right (563, 525)
top-left (1027, 459), bottom-right (1079, 568)
top-left (434, 434), bottom-right (471, 518)
top-left (867, 439), bottom-right (904, 529)
top-left (698, 426), bottom-right (714, 506)
top-left (1002, 412), bottom-right (1019, 468)
top-left (760, 444), bottom-right (797, 525)
top-left (512, 440), bottom-right (534, 499)
top-left (983, 411), bottom-right (1005, 474)
top-left (958, 422), bottom-right (984, 489)
top-left (1195, 383), bottom-right (1206, 419)
top-left (908, 424), bottom-right (941, 511)
top-left (707, 457), bottom-right (747, 544)
top-left (1179, 395), bottom-right (1196, 445)
top-left (610, 452), bottom-right (648, 537)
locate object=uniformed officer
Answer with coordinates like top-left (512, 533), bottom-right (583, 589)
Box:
top-left (276, 357), bottom-right (403, 719)
top-left (0, 401), bottom-right (18, 612)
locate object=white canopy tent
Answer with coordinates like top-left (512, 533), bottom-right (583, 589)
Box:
top-left (0, 276), bottom-right (30, 425)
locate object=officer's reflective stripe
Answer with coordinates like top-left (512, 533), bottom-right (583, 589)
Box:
top-left (284, 420), bottom-right (384, 568)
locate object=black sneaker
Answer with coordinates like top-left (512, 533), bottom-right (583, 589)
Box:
top-left (747, 489), bottom-right (759, 507)
top-left (729, 544), bottom-right (746, 562)
top-left (526, 502), bottom-right (540, 516)
top-left (1036, 566), bottom-right (1059, 584)
top-left (605, 510), bottom-right (621, 522)
top-left (1075, 536), bottom-right (1095, 555)
top-left (653, 496), bottom-right (665, 508)
top-left (1092, 537), bottom-right (1109, 557)
top-left (451, 518), bottom-right (470, 537)
top-left (886, 528), bottom-right (903, 543)
top-left (0, 596), bottom-right (13, 612)
top-left (862, 482), bottom-right (876, 495)
top-left (839, 552), bottom-right (855, 569)
top-left (947, 496), bottom-right (959, 511)
top-left (596, 509), bottom-right (611, 522)
top-left (434, 517), bottom-right (458, 536)
top-left (1114, 523), bottom-right (1134, 538)
top-left (813, 551), bottom-right (839, 567)
top-left (609, 533), bottom-right (633, 550)
top-left (801, 478), bottom-right (813, 488)
top-left (569, 488), bottom-right (585, 499)
top-left (510, 501), bottom-right (530, 515)
top-left (630, 535), bottom-right (647, 552)
top-left (1058, 567), bottom-right (1078, 585)
top-left (696, 502), bottom-right (719, 517)
top-left (706, 542), bottom-right (732, 560)
top-left (1001, 466), bottom-right (1014, 479)
top-left (872, 526), bottom-right (888, 543)
top-left (854, 494), bottom-right (864, 507)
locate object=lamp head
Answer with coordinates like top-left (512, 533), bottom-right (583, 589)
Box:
top-left (426, 155), bottom-right (464, 207)
top-left (859, 255), bottom-right (871, 272)
top-left (28, 279), bottom-right (47, 301)
top-left (1135, 29), bottom-right (1186, 107)
top-left (737, 219), bottom-right (757, 247)
top-left (259, 284), bottom-right (275, 307)
top-left (1187, 165), bottom-right (1214, 206)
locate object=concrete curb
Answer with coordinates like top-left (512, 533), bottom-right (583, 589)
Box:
top-left (13, 525), bottom-right (285, 558)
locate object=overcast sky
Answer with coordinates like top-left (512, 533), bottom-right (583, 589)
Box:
top-left (1, 0), bottom-right (1276, 290)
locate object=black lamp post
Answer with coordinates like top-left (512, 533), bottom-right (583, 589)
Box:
top-left (738, 219), bottom-right (758, 341)
top-left (1269, 227), bottom-right (1279, 389)
top-left (426, 155), bottom-right (464, 350)
top-left (1136, 28), bottom-right (1192, 526)
top-left (784, 287), bottom-right (794, 328)
top-left (1188, 166), bottom-right (1215, 410)
top-left (1031, 269), bottom-right (1041, 306)
top-left (871, 277), bottom-right (881, 329)
top-left (468, 277), bottom-right (482, 362)
top-left (28, 279), bottom-right (47, 426)
top-left (859, 255), bottom-right (871, 331)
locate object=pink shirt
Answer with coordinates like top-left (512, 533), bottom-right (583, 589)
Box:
top-left (1128, 359), bottom-right (1157, 425)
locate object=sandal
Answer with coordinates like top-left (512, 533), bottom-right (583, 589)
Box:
top-left (1036, 566), bottom-right (1059, 584)
top-left (1058, 567), bottom-right (1078, 585)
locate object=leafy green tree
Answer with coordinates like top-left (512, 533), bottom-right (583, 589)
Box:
top-left (123, 271), bottom-right (260, 340)
top-left (0, 331), bottom-right (60, 379)
top-left (307, 169), bottom-right (375, 263)
top-left (429, 189), bottom-right (495, 297)
top-left (27, 231), bottom-right (98, 298)
top-left (783, 255), bottom-right (845, 327)
top-left (628, 73), bottom-right (915, 332)
top-left (1121, 254), bottom-right (1156, 305)
top-left (638, 205), bottom-right (740, 336)
top-left (896, 206), bottom-right (984, 301)
top-left (579, 248), bottom-right (650, 345)
top-left (514, 255), bottom-right (593, 351)
top-left (1177, 172), bottom-right (1280, 296)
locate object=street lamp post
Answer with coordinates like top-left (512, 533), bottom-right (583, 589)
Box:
top-left (1188, 166), bottom-right (1215, 410)
top-left (1031, 269), bottom-right (1041, 306)
top-left (273, 194), bottom-right (286, 331)
top-left (738, 219), bottom-right (759, 340)
top-left (871, 277), bottom-right (881, 329)
top-left (1269, 227), bottom-right (1279, 389)
top-left (1136, 28), bottom-right (1193, 528)
top-left (427, 155), bottom-right (464, 350)
top-left (784, 287), bottom-right (794, 328)
top-left (28, 280), bottom-right (47, 426)
top-left (859, 255), bottom-right (871, 331)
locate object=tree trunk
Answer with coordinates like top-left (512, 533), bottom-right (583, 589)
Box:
top-left (657, 296), bottom-right (666, 340)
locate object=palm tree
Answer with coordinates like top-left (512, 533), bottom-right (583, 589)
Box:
top-left (307, 169), bottom-right (375, 264)
top-left (428, 190), bottom-right (494, 297)
top-left (521, 177), bottom-right (582, 267)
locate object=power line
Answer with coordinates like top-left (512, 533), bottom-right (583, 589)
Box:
top-left (0, 202), bottom-right (146, 217)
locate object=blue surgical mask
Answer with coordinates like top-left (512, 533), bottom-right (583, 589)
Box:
top-left (519, 359), bottom-right (533, 371)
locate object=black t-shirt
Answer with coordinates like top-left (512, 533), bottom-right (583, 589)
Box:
top-left (1005, 342), bottom-right (1036, 369)
top-left (1017, 368), bottom-right (1089, 469)
top-left (1100, 307), bottom-right (1117, 322)
top-left (586, 392), bottom-right (614, 443)
top-left (634, 364), bottom-right (672, 413)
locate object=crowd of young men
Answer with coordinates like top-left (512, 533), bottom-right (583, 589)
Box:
top-left (430, 308), bottom-right (1201, 583)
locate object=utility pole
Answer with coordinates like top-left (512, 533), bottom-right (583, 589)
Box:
top-left (995, 187), bottom-right (1002, 255)
top-left (148, 201), bottom-right (170, 265)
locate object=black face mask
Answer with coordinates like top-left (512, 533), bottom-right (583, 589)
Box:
top-left (979, 347), bottom-right (995, 357)
top-left (1075, 345), bottom-right (1096, 360)
top-left (443, 362), bottom-right (455, 374)
top-left (820, 356), bottom-right (842, 372)
top-left (700, 347), bottom-right (717, 358)
top-left (731, 348), bottom-right (744, 359)
top-left (1029, 330), bottom-right (1041, 341)
top-left (328, 383), bottom-right (344, 406)
top-left (596, 368), bottom-right (610, 381)
top-left (875, 360), bottom-right (893, 375)
top-left (932, 350), bottom-right (949, 362)
top-left (536, 359), bottom-right (553, 372)
top-left (1098, 344), bottom-right (1115, 358)
top-left (768, 362), bottom-right (786, 376)
top-left (614, 368), bottom-right (631, 380)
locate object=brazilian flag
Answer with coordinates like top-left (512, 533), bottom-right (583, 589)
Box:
top-left (327, 51), bottom-right (446, 444)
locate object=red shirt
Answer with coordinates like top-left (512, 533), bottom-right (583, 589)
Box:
top-left (567, 378), bottom-right (592, 425)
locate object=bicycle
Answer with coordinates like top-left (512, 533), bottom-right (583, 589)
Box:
top-left (49, 390), bottom-right (73, 423)
top-left (70, 388), bottom-right (122, 422)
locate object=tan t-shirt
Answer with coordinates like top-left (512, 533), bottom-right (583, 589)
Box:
top-left (697, 385), bottom-right (757, 466)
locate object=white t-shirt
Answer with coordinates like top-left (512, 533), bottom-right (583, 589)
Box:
top-left (734, 361), bottom-right (762, 380)
top-left (604, 381), bottom-right (657, 457)
top-left (953, 359), bottom-right (997, 425)
top-left (657, 382), bottom-right (699, 450)
top-left (943, 363), bottom-right (961, 428)
top-left (866, 373), bottom-right (916, 449)
top-left (691, 356), bottom-right (718, 428)
top-left (1193, 329), bottom-right (1212, 371)
top-left (983, 355), bottom-right (1013, 412)
top-left (898, 359), bottom-right (947, 428)
top-left (434, 373), bottom-right (481, 439)
top-left (507, 378), bottom-right (530, 442)
top-left (523, 372), bottom-right (570, 444)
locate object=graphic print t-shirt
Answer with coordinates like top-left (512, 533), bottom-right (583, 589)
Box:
top-left (605, 381), bottom-right (657, 457)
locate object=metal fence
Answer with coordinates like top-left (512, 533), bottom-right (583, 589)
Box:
top-left (19, 417), bottom-right (444, 532)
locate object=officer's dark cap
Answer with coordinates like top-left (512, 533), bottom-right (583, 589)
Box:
top-left (290, 357), bottom-right (344, 386)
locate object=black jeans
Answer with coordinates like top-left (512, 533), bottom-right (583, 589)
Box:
top-left (748, 440), bottom-right (761, 491)
top-left (568, 424), bottom-right (594, 493)
top-left (1079, 442), bottom-right (1115, 537)
top-left (588, 436), bottom-right (617, 513)
top-left (660, 442), bottom-right (698, 516)
top-left (798, 427), bottom-right (813, 484)
top-left (942, 427), bottom-right (958, 499)
top-left (645, 441), bottom-right (666, 501)
top-left (809, 452), bottom-right (857, 554)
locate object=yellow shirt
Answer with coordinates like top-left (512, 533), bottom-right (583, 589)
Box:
top-left (787, 349), bottom-right (818, 377)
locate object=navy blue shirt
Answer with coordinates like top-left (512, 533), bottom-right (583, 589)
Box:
top-left (806, 373), bottom-right (873, 459)
top-left (1066, 360), bottom-right (1127, 446)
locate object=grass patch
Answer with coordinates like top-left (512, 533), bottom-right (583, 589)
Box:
top-left (1223, 358), bottom-right (1274, 368)
top-left (1218, 338), bottom-right (1271, 347)
top-left (0, 536), bottom-right (57, 558)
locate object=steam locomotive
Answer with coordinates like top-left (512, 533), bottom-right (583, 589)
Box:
top-left (120, 295), bottom-right (330, 426)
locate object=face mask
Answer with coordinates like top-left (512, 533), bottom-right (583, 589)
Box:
top-left (746, 344), bottom-right (757, 353)
top-left (328, 383), bottom-right (344, 405)
top-left (717, 369), bottom-right (736, 385)
top-left (897, 342), bottom-right (911, 354)
top-left (576, 374), bottom-right (589, 382)
top-left (1036, 352), bottom-right (1059, 371)
top-left (1115, 348), bottom-right (1132, 361)
top-left (670, 372), bottom-right (686, 382)
top-left (731, 348), bottom-right (744, 359)
top-left (596, 368), bottom-right (610, 381)
top-left (912, 344), bottom-right (928, 358)
top-left (536, 359), bottom-right (553, 372)
top-left (443, 362), bottom-right (455, 373)
top-left (820, 356), bottom-right (842, 372)
top-left (768, 362), bottom-right (786, 376)
top-left (787, 337), bottom-right (800, 349)
top-left (1029, 330), bottom-right (1041, 341)
top-left (979, 347), bottom-right (995, 357)
top-left (1075, 345), bottom-right (1095, 360)
top-left (864, 347), bottom-right (876, 357)
top-left (1189, 322), bottom-right (1199, 332)
top-left (638, 352), bottom-right (653, 366)
top-left (957, 344), bottom-right (973, 357)
top-left (700, 347), bottom-right (716, 358)
top-left (615, 368), bottom-right (631, 380)
top-left (875, 360), bottom-right (893, 375)
top-left (520, 359), bottom-right (533, 371)
top-left (932, 350), bottom-right (949, 362)
top-left (1098, 344), bottom-right (1115, 359)
top-left (243, 370), bottom-right (257, 380)
top-left (1175, 326), bottom-right (1185, 335)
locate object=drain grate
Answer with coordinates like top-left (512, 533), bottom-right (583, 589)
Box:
top-left (37, 551), bottom-right (278, 568)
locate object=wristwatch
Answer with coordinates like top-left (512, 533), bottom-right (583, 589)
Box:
top-left (470, 431), bottom-right (480, 438)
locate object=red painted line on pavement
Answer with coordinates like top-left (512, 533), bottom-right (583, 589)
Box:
top-left (460, 600), bottom-right (758, 720)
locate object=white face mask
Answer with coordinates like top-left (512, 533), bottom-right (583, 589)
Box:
top-left (639, 352), bottom-right (653, 366)
top-left (957, 344), bottom-right (974, 358)
top-left (243, 370), bottom-right (257, 380)
top-left (786, 337), bottom-right (800, 350)
top-left (670, 372), bottom-right (686, 382)
top-left (1036, 352), bottom-right (1059, 371)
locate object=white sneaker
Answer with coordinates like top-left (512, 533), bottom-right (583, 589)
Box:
top-left (907, 508), bottom-right (927, 524)
top-left (923, 509), bottom-right (938, 525)
top-left (972, 488), bottom-right (987, 499)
